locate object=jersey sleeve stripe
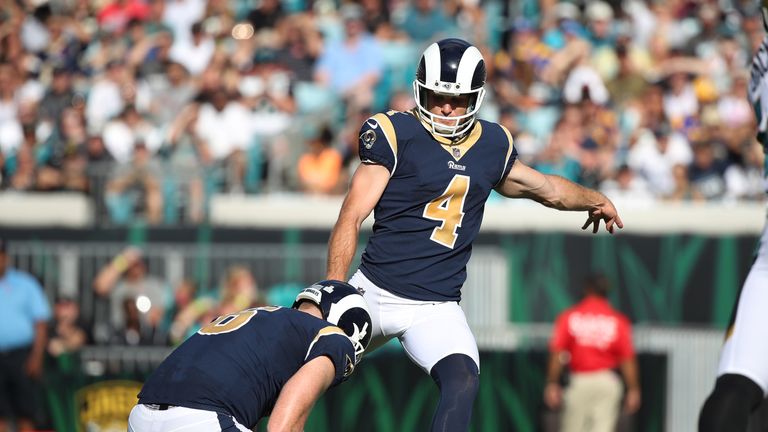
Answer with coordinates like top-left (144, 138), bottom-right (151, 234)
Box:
top-left (304, 326), bottom-right (347, 361)
top-left (372, 113), bottom-right (399, 176)
top-left (497, 124), bottom-right (516, 186)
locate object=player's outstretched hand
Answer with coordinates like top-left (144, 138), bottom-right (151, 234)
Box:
top-left (581, 201), bottom-right (623, 234)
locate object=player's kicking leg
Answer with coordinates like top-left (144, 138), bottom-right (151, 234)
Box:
top-left (399, 302), bottom-right (480, 432)
top-left (349, 270), bottom-right (480, 431)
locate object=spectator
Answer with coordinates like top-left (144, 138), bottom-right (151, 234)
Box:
top-left (666, 163), bottom-right (696, 202)
top-left (563, 66), bottom-right (610, 106)
top-left (7, 143), bottom-right (36, 191)
top-left (41, 15), bottom-right (85, 73)
top-left (397, 0), bottom-right (455, 43)
top-left (360, 0), bottom-right (391, 36)
top-left (38, 66), bottom-right (77, 128)
top-left (606, 41), bottom-right (650, 108)
top-left (92, 247), bottom-right (169, 341)
top-left (102, 104), bottom-right (161, 164)
top-left (0, 63), bottom-right (18, 126)
top-left (58, 144), bottom-right (90, 193)
top-left (15, 59), bottom-right (45, 110)
top-left (141, 61), bottom-right (196, 128)
top-left (716, 74), bottom-right (754, 146)
top-left (314, 3), bottom-right (384, 113)
top-left (544, 273), bottom-right (641, 432)
top-left (19, 3), bottom-right (51, 56)
top-left (133, 28), bottom-right (175, 78)
top-left (626, 125), bottom-right (693, 197)
top-left (533, 123), bottom-right (581, 183)
top-left (0, 0), bottom-right (763, 222)
top-left (161, 0), bottom-right (206, 43)
top-left (115, 296), bottom-right (167, 346)
top-left (47, 296), bottom-right (87, 358)
top-left (599, 164), bottom-right (655, 208)
top-left (274, 17), bottom-right (322, 83)
top-left (585, 1), bottom-right (617, 49)
top-left (85, 60), bottom-right (131, 133)
top-left (33, 107), bottom-right (89, 192)
top-left (193, 87), bottom-right (253, 192)
top-left (662, 71), bottom-right (699, 130)
top-left (97, 0), bottom-right (150, 34)
top-left (169, 265), bottom-right (261, 344)
top-left (163, 103), bottom-right (205, 223)
top-left (246, 0), bottom-right (284, 32)
top-left (84, 134), bottom-right (114, 164)
top-left (297, 125), bottom-right (342, 195)
top-left (0, 238), bottom-right (51, 432)
top-left (688, 139), bottom-right (728, 201)
top-left (245, 53), bottom-right (296, 138)
top-left (724, 141), bottom-right (765, 201)
top-left (105, 141), bottom-right (164, 224)
top-left (162, 278), bottom-right (197, 335)
top-left (168, 21), bottom-right (214, 76)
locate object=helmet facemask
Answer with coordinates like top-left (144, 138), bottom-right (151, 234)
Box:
top-left (344, 319), bottom-right (370, 364)
top-left (413, 80), bottom-right (485, 139)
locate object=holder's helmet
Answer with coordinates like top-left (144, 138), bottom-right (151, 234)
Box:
top-left (293, 280), bottom-right (372, 364)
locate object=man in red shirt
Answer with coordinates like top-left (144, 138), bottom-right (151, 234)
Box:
top-left (543, 273), bottom-right (641, 432)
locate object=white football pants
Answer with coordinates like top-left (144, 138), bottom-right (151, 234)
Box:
top-left (349, 269), bottom-right (480, 374)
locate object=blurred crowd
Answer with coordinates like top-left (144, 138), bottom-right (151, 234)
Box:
top-left (45, 246), bottom-right (271, 353)
top-left (0, 0), bottom-right (765, 225)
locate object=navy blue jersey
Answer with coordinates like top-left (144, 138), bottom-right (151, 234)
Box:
top-left (358, 111), bottom-right (517, 301)
top-left (137, 307), bottom-right (355, 428)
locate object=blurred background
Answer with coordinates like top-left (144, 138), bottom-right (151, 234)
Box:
top-left (0, 0), bottom-right (766, 431)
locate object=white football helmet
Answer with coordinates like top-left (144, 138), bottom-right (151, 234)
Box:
top-left (293, 280), bottom-right (372, 364)
top-left (413, 38), bottom-right (487, 139)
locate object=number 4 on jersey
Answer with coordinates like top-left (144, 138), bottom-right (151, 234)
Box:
top-left (423, 175), bottom-right (470, 249)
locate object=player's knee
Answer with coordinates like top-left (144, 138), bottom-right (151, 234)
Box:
top-left (431, 354), bottom-right (480, 399)
top-left (699, 374), bottom-right (764, 432)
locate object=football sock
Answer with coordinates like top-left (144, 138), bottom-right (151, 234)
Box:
top-left (429, 354), bottom-right (480, 432)
top-left (699, 373), bottom-right (764, 432)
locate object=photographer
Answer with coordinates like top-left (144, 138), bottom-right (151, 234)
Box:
top-left (93, 247), bottom-right (169, 345)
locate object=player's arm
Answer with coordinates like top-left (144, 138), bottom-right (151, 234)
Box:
top-left (495, 160), bottom-right (623, 234)
top-left (326, 163), bottom-right (389, 280)
top-left (267, 355), bottom-right (336, 432)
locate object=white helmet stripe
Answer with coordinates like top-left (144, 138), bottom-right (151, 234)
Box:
top-left (325, 294), bottom-right (371, 325)
top-left (456, 46), bottom-right (483, 89)
top-left (423, 42), bottom-right (441, 86)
